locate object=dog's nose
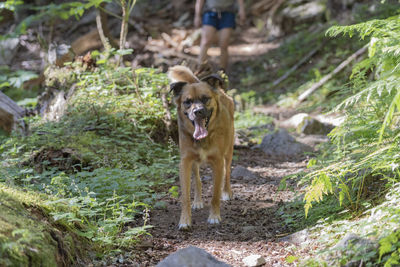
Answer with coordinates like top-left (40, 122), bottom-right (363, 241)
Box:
top-left (194, 108), bottom-right (206, 118)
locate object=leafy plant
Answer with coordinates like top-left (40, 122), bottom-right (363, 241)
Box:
top-left (0, 50), bottom-right (179, 263)
top-left (302, 13), bottom-right (400, 216)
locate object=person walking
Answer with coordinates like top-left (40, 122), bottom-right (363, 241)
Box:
top-left (194, 0), bottom-right (246, 72)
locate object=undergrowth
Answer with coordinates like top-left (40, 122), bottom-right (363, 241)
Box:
top-left (296, 8), bottom-right (400, 267)
top-left (0, 51), bottom-right (179, 264)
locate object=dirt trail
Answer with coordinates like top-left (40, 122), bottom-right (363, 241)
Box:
top-left (134, 147), bottom-right (308, 266)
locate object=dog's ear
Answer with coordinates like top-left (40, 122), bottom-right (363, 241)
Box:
top-left (201, 74), bottom-right (226, 90)
top-left (169, 81), bottom-right (187, 97)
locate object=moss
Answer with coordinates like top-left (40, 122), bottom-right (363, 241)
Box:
top-left (0, 184), bottom-right (88, 267)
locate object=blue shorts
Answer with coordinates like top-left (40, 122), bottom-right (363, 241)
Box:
top-left (202, 11), bottom-right (236, 30)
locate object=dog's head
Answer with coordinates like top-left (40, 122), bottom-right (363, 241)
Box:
top-left (170, 72), bottom-right (224, 140)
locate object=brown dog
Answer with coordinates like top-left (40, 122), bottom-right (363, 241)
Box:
top-left (169, 66), bottom-right (234, 229)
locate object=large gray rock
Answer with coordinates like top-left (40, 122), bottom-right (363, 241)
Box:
top-left (157, 246), bottom-right (231, 267)
top-left (257, 129), bottom-right (312, 159)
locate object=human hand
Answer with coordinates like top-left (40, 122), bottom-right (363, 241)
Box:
top-left (194, 14), bottom-right (202, 28)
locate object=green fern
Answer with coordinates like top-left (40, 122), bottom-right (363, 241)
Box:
top-left (379, 230), bottom-right (400, 267)
top-left (304, 13), bottom-right (400, 216)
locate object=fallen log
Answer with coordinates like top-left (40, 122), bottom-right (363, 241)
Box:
top-left (297, 45), bottom-right (368, 103)
top-left (0, 91), bottom-right (26, 134)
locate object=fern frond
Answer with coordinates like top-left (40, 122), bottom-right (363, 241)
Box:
top-left (335, 76), bottom-right (400, 111)
top-left (379, 90), bottom-right (400, 142)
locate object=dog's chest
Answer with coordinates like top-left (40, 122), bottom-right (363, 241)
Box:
top-left (195, 146), bottom-right (217, 164)
top-left (198, 148), bottom-right (208, 162)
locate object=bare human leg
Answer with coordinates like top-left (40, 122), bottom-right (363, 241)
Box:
top-left (218, 27), bottom-right (233, 70)
top-left (199, 25), bottom-right (217, 66)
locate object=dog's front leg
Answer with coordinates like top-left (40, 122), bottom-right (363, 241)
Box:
top-left (179, 157), bottom-right (193, 230)
top-left (192, 163), bottom-right (204, 209)
top-left (208, 158), bottom-right (224, 224)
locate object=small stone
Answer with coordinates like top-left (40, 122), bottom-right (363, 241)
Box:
top-left (231, 165), bottom-right (258, 180)
top-left (279, 229), bottom-right (310, 246)
top-left (242, 226), bottom-right (257, 232)
top-left (242, 254), bottom-right (266, 267)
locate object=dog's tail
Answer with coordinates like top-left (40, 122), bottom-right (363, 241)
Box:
top-left (168, 65), bottom-right (200, 83)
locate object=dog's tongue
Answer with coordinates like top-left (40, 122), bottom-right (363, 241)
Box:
top-left (193, 118), bottom-right (208, 140)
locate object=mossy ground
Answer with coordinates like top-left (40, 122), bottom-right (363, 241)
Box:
top-left (0, 184), bottom-right (89, 266)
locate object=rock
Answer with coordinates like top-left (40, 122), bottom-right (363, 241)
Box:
top-left (242, 225), bottom-right (257, 232)
top-left (0, 38), bottom-right (19, 65)
top-left (334, 233), bottom-right (376, 251)
top-left (282, 0), bottom-right (326, 23)
top-left (48, 44), bottom-right (75, 68)
top-left (231, 165), bottom-right (258, 180)
top-left (242, 254), bottom-right (266, 267)
top-left (297, 117), bottom-right (334, 135)
top-left (42, 90), bottom-right (67, 121)
top-left (280, 113), bottom-right (335, 135)
top-left (279, 229), bottom-right (310, 246)
top-left (315, 113), bottom-right (345, 127)
top-left (333, 233), bottom-right (378, 267)
top-left (257, 129), bottom-right (312, 159)
top-left (280, 113), bottom-right (309, 129)
top-left (156, 246), bottom-right (231, 267)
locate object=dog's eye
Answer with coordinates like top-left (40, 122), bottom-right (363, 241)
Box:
top-left (201, 96), bottom-right (210, 104)
top-left (183, 99), bottom-right (192, 107)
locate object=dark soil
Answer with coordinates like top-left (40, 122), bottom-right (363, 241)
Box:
top-left (133, 149), bottom-right (309, 266)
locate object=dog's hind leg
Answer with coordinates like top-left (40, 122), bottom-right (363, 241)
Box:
top-left (179, 157), bottom-right (193, 230)
top-left (192, 163), bottom-right (204, 209)
top-left (222, 146), bottom-right (233, 201)
top-left (208, 158), bottom-right (224, 224)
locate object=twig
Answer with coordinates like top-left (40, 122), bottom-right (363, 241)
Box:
top-left (96, 2), bottom-right (118, 50)
top-left (297, 44), bottom-right (368, 103)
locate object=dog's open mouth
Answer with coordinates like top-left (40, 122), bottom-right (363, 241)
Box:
top-left (193, 118), bottom-right (207, 140)
top-left (193, 116), bottom-right (210, 140)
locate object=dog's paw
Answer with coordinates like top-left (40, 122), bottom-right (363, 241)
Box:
top-left (178, 223), bottom-right (192, 231)
top-left (207, 214), bottom-right (221, 224)
top-left (221, 191), bottom-right (232, 201)
top-left (192, 201), bottom-right (204, 209)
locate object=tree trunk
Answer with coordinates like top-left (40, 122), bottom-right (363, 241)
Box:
top-left (0, 91), bottom-right (26, 134)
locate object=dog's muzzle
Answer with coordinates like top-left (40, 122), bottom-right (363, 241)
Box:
top-left (190, 107), bottom-right (212, 140)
